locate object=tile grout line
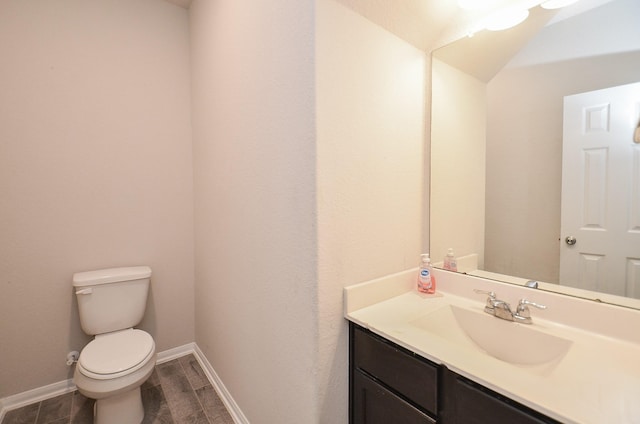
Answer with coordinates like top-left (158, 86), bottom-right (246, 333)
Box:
top-left (68, 391), bottom-right (76, 424)
top-left (178, 356), bottom-right (212, 424)
top-left (144, 365), bottom-right (177, 424)
top-left (33, 402), bottom-right (41, 424)
top-left (158, 381), bottom-right (177, 424)
top-left (195, 383), bottom-right (214, 424)
top-left (174, 358), bottom-right (192, 423)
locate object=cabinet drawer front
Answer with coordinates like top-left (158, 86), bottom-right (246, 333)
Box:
top-left (353, 370), bottom-right (436, 424)
top-left (450, 375), bottom-right (560, 424)
top-left (353, 326), bottom-right (438, 414)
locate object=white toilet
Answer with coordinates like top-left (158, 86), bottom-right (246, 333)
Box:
top-left (72, 266), bottom-right (156, 424)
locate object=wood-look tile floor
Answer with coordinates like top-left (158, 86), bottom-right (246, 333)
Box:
top-left (2, 354), bottom-right (234, 424)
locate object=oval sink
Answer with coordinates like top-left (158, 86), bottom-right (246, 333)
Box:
top-left (410, 305), bottom-right (572, 365)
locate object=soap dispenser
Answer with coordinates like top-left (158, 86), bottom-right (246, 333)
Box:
top-left (417, 253), bottom-right (436, 294)
top-left (443, 248), bottom-right (458, 272)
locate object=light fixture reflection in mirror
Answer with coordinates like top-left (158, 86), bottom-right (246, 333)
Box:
top-left (484, 7), bottom-right (530, 31)
top-left (541, 0), bottom-right (581, 9)
top-left (430, 0), bottom-right (640, 310)
top-left (458, 0), bottom-right (504, 10)
top-left (458, 0), bottom-right (592, 36)
top-left (460, 0), bottom-right (584, 33)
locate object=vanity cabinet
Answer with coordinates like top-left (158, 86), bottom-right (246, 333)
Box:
top-left (351, 323), bottom-right (438, 423)
top-left (441, 369), bottom-right (560, 424)
top-left (352, 370), bottom-right (435, 424)
top-left (349, 322), bottom-right (560, 424)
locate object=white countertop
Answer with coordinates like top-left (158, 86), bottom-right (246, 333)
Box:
top-left (344, 268), bottom-right (640, 424)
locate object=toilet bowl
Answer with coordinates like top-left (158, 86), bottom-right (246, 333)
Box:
top-left (72, 266), bottom-right (156, 424)
top-left (74, 329), bottom-right (156, 424)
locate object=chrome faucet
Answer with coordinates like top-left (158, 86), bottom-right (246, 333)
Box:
top-left (474, 289), bottom-right (546, 324)
top-left (493, 299), bottom-right (516, 321)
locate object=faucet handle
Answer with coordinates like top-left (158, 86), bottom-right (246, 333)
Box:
top-left (474, 289), bottom-right (497, 314)
top-left (517, 299), bottom-right (546, 311)
top-left (473, 289), bottom-right (496, 299)
top-left (514, 299), bottom-right (547, 323)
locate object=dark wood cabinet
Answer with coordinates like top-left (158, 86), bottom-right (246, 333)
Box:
top-left (349, 322), bottom-right (561, 424)
top-left (440, 367), bottom-right (560, 424)
top-left (351, 324), bottom-right (438, 423)
top-left (353, 370), bottom-right (435, 424)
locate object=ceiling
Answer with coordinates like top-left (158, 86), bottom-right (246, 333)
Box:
top-left (433, 6), bottom-right (557, 82)
top-left (159, 0), bottom-right (460, 52)
top-left (433, 0), bottom-right (617, 82)
top-left (159, 0), bottom-right (615, 62)
top-left (339, 0), bottom-right (618, 54)
top-left (332, 0), bottom-right (461, 52)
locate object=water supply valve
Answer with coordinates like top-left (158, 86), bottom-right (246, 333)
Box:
top-left (66, 351), bottom-right (79, 366)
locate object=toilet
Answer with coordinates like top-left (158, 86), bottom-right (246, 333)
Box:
top-left (72, 266), bottom-right (156, 424)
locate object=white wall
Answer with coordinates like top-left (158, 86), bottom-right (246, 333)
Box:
top-left (317, 1), bottom-right (426, 421)
top-left (190, 1), bottom-right (425, 422)
top-left (430, 59), bottom-right (486, 267)
top-left (0, 0), bottom-right (194, 398)
top-left (189, 1), bottom-right (319, 422)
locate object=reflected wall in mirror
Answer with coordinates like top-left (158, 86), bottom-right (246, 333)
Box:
top-left (430, 0), bottom-right (640, 308)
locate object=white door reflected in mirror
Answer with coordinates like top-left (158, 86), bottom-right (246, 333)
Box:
top-left (560, 81), bottom-right (640, 297)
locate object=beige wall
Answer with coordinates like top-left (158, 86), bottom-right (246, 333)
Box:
top-left (317, 1), bottom-right (426, 421)
top-left (0, 0), bottom-right (194, 397)
top-left (190, 0), bottom-right (319, 422)
top-left (431, 59), bottom-right (486, 267)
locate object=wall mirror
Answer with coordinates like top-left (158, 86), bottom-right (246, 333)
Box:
top-left (430, 0), bottom-right (640, 309)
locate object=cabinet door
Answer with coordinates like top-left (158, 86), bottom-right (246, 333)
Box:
top-left (352, 325), bottom-right (438, 414)
top-left (353, 370), bottom-right (436, 424)
top-left (445, 371), bottom-right (560, 424)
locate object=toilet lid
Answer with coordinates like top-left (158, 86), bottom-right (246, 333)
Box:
top-left (79, 329), bottom-right (154, 376)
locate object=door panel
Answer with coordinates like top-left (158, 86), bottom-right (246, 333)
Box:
top-left (560, 82), bottom-right (640, 298)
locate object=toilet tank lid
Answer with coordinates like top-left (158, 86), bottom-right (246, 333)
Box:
top-left (73, 266), bottom-right (152, 287)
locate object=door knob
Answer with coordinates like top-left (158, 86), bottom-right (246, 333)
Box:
top-left (565, 236), bottom-right (577, 245)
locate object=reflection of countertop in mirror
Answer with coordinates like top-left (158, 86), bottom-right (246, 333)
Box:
top-left (469, 268), bottom-right (640, 310)
top-left (344, 268), bottom-right (640, 424)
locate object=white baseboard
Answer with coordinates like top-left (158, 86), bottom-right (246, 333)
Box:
top-left (0, 343), bottom-right (247, 424)
top-left (0, 379), bottom-right (77, 422)
top-left (192, 343), bottom-right (249, 424)
top-left (156, 342), bottom-right (196, 364)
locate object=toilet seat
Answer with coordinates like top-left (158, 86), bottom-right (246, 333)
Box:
top-left (78, 329), bottom-right (154, 380)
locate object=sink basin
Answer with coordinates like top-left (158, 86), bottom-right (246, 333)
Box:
top-left (410, 305), bottom-right (572, 365)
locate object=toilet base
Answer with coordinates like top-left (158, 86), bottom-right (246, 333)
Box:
top-left (95, 387), bottom-right (144, 424)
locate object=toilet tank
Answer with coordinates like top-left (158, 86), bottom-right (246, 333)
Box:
top-left (73, 266), bottom-right (152, 335)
